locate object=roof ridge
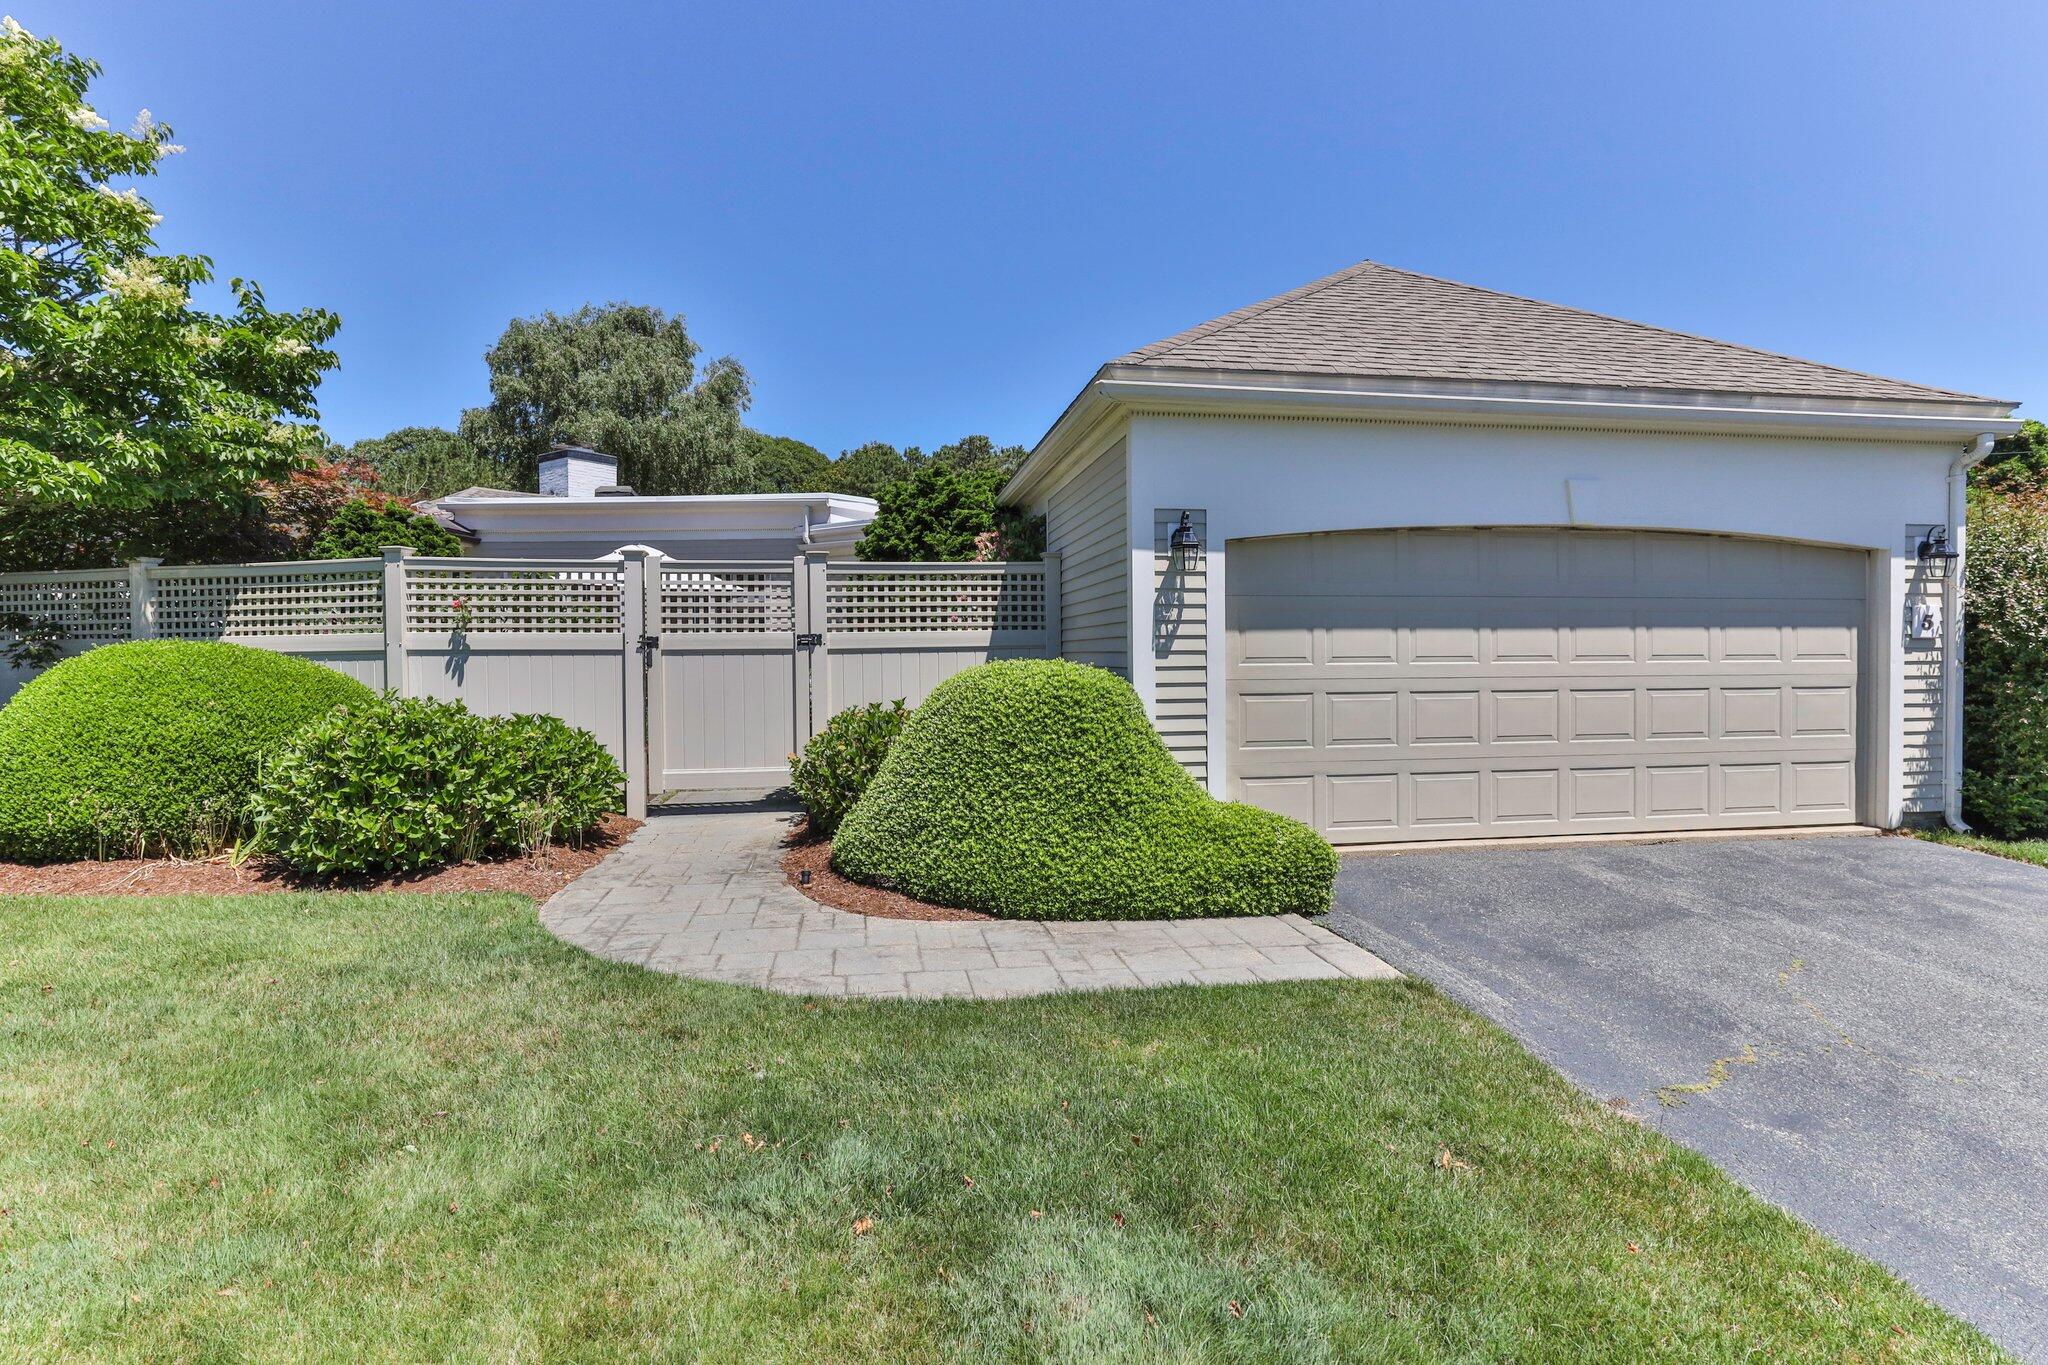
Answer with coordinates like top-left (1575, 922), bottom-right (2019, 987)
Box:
top-left (1122, 259), bottom-right (1383, 364)
top-left (1341, 262), bottom-right (1993, 404)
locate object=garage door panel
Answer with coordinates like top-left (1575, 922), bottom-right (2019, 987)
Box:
top-left (1227, 529), bottom-right (1864, 843)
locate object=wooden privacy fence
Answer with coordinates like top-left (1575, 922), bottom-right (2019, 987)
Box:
top-left (0, 548), bottom-right (1060, 816)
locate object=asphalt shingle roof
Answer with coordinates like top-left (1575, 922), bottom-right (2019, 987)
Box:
top-left (1117, 261), bottom-right (2005, 406)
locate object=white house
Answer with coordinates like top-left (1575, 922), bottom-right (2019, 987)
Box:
top-left (1004, 261), bottom-right (2022, 844)
top-left (421, 446), bottom-right (877, 560)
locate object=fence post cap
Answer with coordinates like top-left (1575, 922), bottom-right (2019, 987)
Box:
top-left (380, 545), bottom-right (415, 562)
top-left (129, 556), bottom-right (164, 568)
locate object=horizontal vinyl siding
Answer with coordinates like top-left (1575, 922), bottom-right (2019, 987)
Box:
top-left (1044, 438), bottom-right (1129, 675)
top-left (1152, 508), bottom-right (1207, 782)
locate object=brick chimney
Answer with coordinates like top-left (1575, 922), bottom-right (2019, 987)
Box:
top-left (537, 445), bottom-right (619, 498)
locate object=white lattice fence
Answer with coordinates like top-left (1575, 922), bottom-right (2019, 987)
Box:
top-left (154, 561), bottom-right (384, 639)
top-left (404, 558), bottom-right (623, 634)
top-left (660, 563), bottom-right (795, 634)
top-left (825, 563), bottom-right (1049, 634)
top-left (0, 568), bottom-right (131, 643)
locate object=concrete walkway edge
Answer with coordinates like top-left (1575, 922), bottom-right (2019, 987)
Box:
top-left (542, 808), bottom-right (1398, 1000)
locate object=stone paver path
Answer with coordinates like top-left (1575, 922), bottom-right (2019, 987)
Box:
top-left (541, 807), bottom-right (1398, 999)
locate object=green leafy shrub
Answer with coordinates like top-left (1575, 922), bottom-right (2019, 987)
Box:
top-left (310, 498), bottom-right (463, 559)
top-left (831, 659), bottom-right (1337, 919)
top-left (251, 697), bottom-right (622, 874)
top-left (789, 700), bottom-right (910, 835)
top-left (1961, 492), bottom-right (2048, 836)
top-left (0, 640), bottom-right (373, 860)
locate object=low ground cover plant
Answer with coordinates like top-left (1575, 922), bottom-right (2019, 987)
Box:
top-left (832, 659), bottom-right (1337, 919)
top-left (0, 640), bottom-right (372, 860)
top-left (789, 699), bottom-right (910, 834)
top-left (251, 696), bottom-right (622, 874)
top-left (1961, 492), bottom-right (2048, 837)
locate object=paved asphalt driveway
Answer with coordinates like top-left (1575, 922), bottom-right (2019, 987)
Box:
top-left (1324, 833), bottom-right (2048, 1360)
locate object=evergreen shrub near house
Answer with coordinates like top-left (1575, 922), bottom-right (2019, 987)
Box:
top-left (310, 498), bottom-right (463, 559)
top-left (1960, 492), bottom-right (2048, 837)
top-left (831, 659), bottom-right (1338, 919)
top-left (0, 640), bottom-right (373, 860)
top-left (789, 700), bottom-right (910, 835)
top-left (251, 696), bottom-right (622, 874)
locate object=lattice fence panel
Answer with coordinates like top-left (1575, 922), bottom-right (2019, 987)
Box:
top-left (0, 572), bottom-right (132, 643)
top-left (826, 565), bottom-right (1048, 633)
top-left (155, 564), bottom-right (384, 639)
top-left (405, 561), bottom-right (623, 634)
top-left (660, 565), bottom-right (795, 634)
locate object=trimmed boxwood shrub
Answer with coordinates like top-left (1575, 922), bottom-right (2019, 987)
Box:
top-left (251, 696), bottom-right (623, 874)
top-left (1961, 492), bottom-right (2048, 837)
top-left (0, 640), bottom-right (374, 861)
top-left (789, 700), bottom-right (909, 835)
top-left (831, 659), bottom-right (1337, 919)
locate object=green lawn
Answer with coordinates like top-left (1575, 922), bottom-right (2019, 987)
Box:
top-left (1915, 827), bottom-right (2048, 869)
top-left (0, 893), bottom-right (2004, 1363)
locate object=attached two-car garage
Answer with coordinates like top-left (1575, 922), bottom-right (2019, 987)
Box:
top-left (1225, 528), bottom-right (1868, 844)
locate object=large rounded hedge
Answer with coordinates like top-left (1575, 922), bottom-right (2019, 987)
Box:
top-left (831, 659), bottom-right (1338, 920)
top-left (0, 640), bottom-right (374, 861)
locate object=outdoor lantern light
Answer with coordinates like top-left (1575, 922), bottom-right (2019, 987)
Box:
top-left (1917, 526), bottom-right (1959, 561)
top-left (1169, 511), bottom-right (1202, 565)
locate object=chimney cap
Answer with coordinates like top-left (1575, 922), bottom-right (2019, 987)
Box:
top-left (543, 444), bottom-right (617, 465)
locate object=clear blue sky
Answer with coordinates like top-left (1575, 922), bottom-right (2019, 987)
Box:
top-left (23, 1), bottom-right (2044, 453)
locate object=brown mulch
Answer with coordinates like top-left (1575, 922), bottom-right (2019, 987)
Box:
top-left (0, 814), bottom-right (640, 901)
top-left (781, 826), bottom-right (992, 922)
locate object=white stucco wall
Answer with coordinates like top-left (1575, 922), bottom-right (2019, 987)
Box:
top-left (1123, 412), bottom-right (1965, 828)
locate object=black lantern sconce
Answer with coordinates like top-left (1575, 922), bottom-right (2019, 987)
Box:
top-left (1917, 526), bottom-right (1959, 561)
top-left (1169, 511), bottom-right (1203, 568)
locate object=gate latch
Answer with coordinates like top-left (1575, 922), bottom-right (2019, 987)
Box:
top-left (794, 632), bottom-right (823, 649)
top-left (637, 633), bottom-right (659, 661)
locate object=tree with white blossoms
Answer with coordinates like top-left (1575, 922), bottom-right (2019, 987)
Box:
top-left (0, 16), bottom-right (338, 523)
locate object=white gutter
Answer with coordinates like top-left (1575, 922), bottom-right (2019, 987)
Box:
top-left (1944, 431), bottom-right (1999, 830)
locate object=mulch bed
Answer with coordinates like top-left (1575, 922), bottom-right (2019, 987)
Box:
top-left (0, 814), bottom-right (640, 901)
top-left (781, 826), bottom-right (992, 922)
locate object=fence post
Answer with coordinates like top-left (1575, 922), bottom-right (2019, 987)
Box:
top-left (800, 549), bottom-right (829, 737)
top-left (127, 558), bottom-right (162, 639)
top-left (619, 547), bottom-right (653, 820)
top-left (1039, 551), bottom-right (1062, 659)
top-left (381, 546), bottom-right (412, 696)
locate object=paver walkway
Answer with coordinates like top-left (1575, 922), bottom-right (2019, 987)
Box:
top-left (542, 806), bottom-right (1397, 999)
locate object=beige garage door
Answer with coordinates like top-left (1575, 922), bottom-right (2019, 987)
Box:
top-left (1226, 529), bottom-right (1867, 844)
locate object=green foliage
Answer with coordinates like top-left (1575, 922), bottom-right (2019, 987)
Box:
top-left (348, 426), bottom-right (506, 501)
top-left (310, 499), bottom-right (462, 559)
top-left (826, 440), bottom-right (915, 498)
top-left (251, 697), bottom-right (623, 874)
top-left (832, 659), bottom-right (1338, 919)
top-left (0, 640), bottom-right (372, 860)
top-left (0, 19), bottom-right (339, 516)
top-left (926, 433), bottom-right (1027, 480)
top-left (789, 700), bottom-right (910, 835)
top-left (0, 610), bottom-right (69, 670)
top-left (855, 462), bottom-right (1044, 562)
top-left (1961, 492), bottom-right (2048, 836)
top-left (457, 303), bottom-right (755, 496)
top-left (1974, 419), bottom-right (2048, 496)
top-left (741, 431), bottom-right (833, 493)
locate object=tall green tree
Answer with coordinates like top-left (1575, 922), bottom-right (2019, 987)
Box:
top-left (348, 425), bottom-right (504, 502)
top-left (826, 440), bottom-right (916, 498)
top-left (928, 433), bottom-right (1028, 479)
top-left (855, 463), bottom-right (1042, 562)
top-left (457, 303), bottom-right (754, 496)
top-left (0, 19), bottom-right (338, 550)
top-left (741, 430), bottom-right (833, 492)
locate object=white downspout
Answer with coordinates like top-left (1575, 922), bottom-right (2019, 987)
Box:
top-left (1943, 432), bottom-right (1997, 830)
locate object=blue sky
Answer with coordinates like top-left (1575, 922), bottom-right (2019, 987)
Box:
top-left (24, 1), bottom-right (2044, 454)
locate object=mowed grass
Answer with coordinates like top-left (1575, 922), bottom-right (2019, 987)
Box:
top-left (1915, 827), bottom-right (2048, 869)
top-left (0, 894), bottom-right (2005, 1363)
